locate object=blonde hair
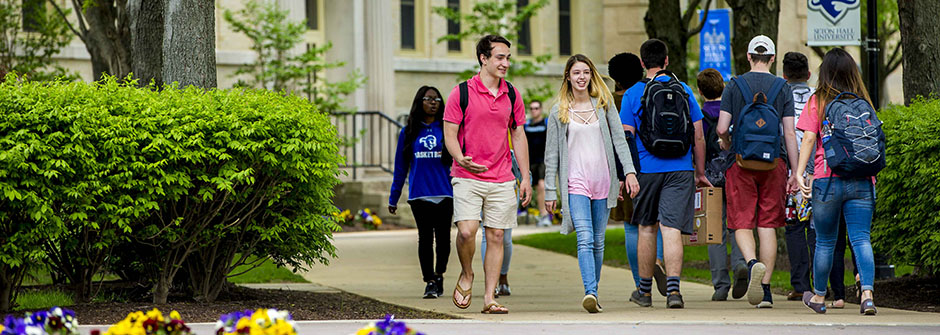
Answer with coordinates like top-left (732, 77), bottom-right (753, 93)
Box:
top-left (556, 54), bottom-right (614, 123)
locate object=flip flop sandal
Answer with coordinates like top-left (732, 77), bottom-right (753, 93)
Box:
top-left (802, 291), bottom-right (827, 314)
top-left (828, 301), bottom-right (845, 309)
top-left (453, 282), bottom-right (472, 309)
top-left (481, 302), bottom-right (508, 314)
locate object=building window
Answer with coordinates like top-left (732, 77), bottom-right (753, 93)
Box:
top-left (305, 0), bottom-right (318, 30)
top-left (401, 0), bottom-right (416, 50)
top-left (558, 0), bottom-right (571, 56)
top-left (22, 0), bottom-right (43, 32)
top-left (517, 0), bottom-right (531, 55)
top-left (446, 0), bottom-right (460, 52)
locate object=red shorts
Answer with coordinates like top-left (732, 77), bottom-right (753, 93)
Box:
top-left (725, 159), bottom-right (787, 230)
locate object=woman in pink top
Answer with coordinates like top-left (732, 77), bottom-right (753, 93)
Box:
top-left (795, 48), bottom-right (878, 315)
top-left (543, 54), bottom-right (640, 313)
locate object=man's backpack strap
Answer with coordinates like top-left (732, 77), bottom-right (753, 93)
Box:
top-left (732, 77), bottom-right (754, 104)
top-left (765, 78), bottom-right (788, 106)
top-left (459, 81), bottom-right (469, 123)
top-left (506, 80), bottom-right (517, 129)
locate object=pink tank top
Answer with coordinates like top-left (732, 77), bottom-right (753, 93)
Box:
top-left (567, 112), bottom-right (610, 200)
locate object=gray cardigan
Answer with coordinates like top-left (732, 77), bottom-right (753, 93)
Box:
top-left (544, 97), bottom-right (637, 235)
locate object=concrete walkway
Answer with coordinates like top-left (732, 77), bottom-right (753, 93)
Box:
top-left (298, 225), bottom-right (940, 328)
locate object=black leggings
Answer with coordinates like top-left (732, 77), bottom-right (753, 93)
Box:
top-left (409, 198), bottom-right (453, 282)
top-left (829, 216), bottom-right (857, 301)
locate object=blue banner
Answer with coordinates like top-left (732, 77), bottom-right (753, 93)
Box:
top-left (699, 8), bottom-right (732, 81)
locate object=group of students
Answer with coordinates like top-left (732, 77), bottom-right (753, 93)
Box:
top-left (388, 33), bottom-right (882, 316)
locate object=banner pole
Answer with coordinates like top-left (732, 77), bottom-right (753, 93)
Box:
top-left (867, 0), bottom-right (880, 108)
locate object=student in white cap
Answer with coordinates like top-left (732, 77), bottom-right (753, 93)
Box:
top-left (715, 35), bottom-right (800, 308)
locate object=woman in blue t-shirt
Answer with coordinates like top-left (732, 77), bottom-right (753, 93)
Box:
top-left (389, 86), bottom-right (454, 299)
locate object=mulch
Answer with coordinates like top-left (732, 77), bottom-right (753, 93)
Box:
top-left (844, 274), bottom-right (939, 313)
top-left (16, 287), bottom-right (457, 325)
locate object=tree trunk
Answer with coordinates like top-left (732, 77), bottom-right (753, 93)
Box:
top-left (898, 0), bottom-right (940, 105)
top-left (645, 0), bottom-right (689, 81)
top-left (79, 0), bottom-right (132, 80)
top-left (153, 275), bottom-right (170, 304)
top-left (727, 0), bottom-right (780, 75)
top-left (0, 266), bottom-right (12, 312)
top-left (162, 0), bottom-right (216, 88)
top-left (128, 0), bottom-right (165, 86)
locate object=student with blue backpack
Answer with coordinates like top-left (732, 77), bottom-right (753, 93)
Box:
top-left (796, 48), bottom-right (883, 316)
top-left (716, 35), bottom-right (799, 308)
top-left (621, 39), bottom-right (711, 309)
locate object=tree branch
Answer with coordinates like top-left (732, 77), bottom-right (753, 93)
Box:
top-left (685, 0), bottom-right (714, 39)
top-left (69, 0), bottom-right (89, 36)
top-left (886, 42), bottom-right (902, 73)
top-left (48, 0), bottom-right (85, 42)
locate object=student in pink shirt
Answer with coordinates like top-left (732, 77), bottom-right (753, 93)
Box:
top-left (543, 54), bottom-right (639, 313)
top-left (442, 35), bottom-right (532, 315)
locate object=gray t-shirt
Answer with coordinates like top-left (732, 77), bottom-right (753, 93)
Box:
top-left (720, 72), bottom-right (794, 160)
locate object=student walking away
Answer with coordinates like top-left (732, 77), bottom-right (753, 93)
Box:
top-left (389, 86), bottom-right (454, 299)
top-left (544, 54), bottom-right (640, 313)
top-left (443, 35), bottom-right (532, 315)
top-left (782, 52), bottom-right (818, 301)
top-left (609, 52), bottom-right (667, 294)
top-left (524, 100), bottom-right (551, 226)
top-left (696, 69), bottom-right (747, 302)
top-left (621, 39), bottom-right (711, 309)
top-left (716, 35), bottom-right (799, 309)
top-left (796, 48), bottom-right (884, 316)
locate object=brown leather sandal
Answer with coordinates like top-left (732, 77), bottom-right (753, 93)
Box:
top-left (480, 302), bottom-right (508, 314)
top-left (452, 281), bottom-right (472, 309)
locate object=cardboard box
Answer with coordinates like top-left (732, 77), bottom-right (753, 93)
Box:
top-left (683, 187), bottom-right (723, 246)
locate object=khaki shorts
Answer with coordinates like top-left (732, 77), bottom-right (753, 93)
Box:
top-left (452, 177), bottom-right (518, 229)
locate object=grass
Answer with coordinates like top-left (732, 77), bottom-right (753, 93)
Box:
top-left (515, 227), bottom-right (861, 294)
top-left (14, 290), bottom-right (74, 311)
top-left (227, 256), bottom-right (309, 284)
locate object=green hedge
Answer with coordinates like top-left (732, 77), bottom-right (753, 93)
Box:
top-left (874, 99), bottom-right (940, 275)
top-left (0, 76), bottom-right (343, 308)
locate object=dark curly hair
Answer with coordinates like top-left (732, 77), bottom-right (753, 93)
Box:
top-left (608, 52), bottom-right (644, 90)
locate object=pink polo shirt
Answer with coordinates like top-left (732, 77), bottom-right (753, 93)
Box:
top-left (443, 74), bottom-right (526, 183)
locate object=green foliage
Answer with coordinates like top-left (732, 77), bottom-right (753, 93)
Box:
top-left (433, 0), bottom-right (554, 104)
top-left (227, 255), bottom-right (308, 284)
top-left (872, 99), bottom-right (940, 275)
top-left (14, 289), bottom-right (73, 311)
top-left (0, 74), bottom-right (343, 307)
top-left (0, 0), bottom-right (77, 81)
top-left (223, 0), bottom-right (364, 113)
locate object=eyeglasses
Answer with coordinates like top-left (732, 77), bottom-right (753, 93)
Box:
top-left (530, 106), bottom-right (541, 110)
top-left (422, 97), bottom-right (443, 103)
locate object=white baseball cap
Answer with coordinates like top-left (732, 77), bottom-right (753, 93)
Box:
top-left (747, 35), bottom-right (776, 55)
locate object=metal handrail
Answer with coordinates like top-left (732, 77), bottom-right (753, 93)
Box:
top-left (331, 111), bottom-right (403, 179)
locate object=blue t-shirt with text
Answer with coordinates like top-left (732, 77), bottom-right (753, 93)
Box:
top-left (619, 76), bottom-right (703, 173)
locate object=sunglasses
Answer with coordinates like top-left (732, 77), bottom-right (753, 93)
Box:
top-left (422, 97), bottom-right (443, 103)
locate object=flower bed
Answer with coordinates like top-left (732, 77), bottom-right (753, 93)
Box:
top-left (216, 309), bottom-right (297, 335)
top-left (0, 307), bottom-right (79, 335)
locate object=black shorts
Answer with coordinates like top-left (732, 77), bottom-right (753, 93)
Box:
top-left (530, 163), bottom-right (545, 184)
top-left (631, 171), bottom-right (695, 234)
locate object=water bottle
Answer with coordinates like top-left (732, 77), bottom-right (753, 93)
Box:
top-left (785, 195), bottom-right (798, 225)
top-left (821, 119), bottom-right (832, 144)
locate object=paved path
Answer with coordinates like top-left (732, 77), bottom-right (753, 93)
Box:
top-left (298, 226), bottom-right (940, 328)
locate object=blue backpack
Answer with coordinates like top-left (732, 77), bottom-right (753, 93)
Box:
top-left (731, 77), bottom-right (787, 171)
top-left (821, 92), bottom-right (885, 177)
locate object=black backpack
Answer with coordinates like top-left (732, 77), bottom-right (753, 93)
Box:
top-left (821, 92), bottom-right (886, 177)
top-left (701, 111), bottom-right (722, 161)
top-left (638, 70), bottom-right (694, 158)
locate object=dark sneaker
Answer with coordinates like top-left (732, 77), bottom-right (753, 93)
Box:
top-left (711, 286), bottom-right (729, 301)
top-left (732, 265), bottom-right (748, 299)
top-left (630, 289), bottom-right (652, 307)
top-left (497, 283), bottom-right (512, 296)
top-left (786, 291), bottom-right (803, 301)
top-left (653, 262), bottom-right (668, 297)
top-left (435, 276), bottom-right (444, 297)
top-left (666, 291), bottom-right (684, 309)
top-left (860, 299), bottom-right (877, 315)
top-left (746, 262), bottom-right (766, 305)
top-left (802, 291), bottom-right (827, 314)
top-left (423, 281), bottom-right (438, 299)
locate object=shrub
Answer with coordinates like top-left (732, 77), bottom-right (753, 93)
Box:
top-left (0, 76), bottom-right (343, 308)
top-left (873, 98), bottom-right (940, 275)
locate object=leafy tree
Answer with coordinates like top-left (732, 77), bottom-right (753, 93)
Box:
top-left (898, 0), bottom-right (940, 105)
top-left (726, 0), bottom-right (780, 75)
top-left (222, 0), bottom-right (364, 113)
top-left (644, 0), bottom-right (713, 82)
top-left (0, 0), bottom-right (76, 81)
top-left (433, 0), bottom-right (554, 104)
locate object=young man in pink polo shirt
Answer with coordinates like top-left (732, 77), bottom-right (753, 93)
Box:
top-left (443, 35), bottom-right (532, 314)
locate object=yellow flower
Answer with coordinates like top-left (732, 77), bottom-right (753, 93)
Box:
top-left (0, 324), bottom-right (6, 333)
top-left (169, 310), bottom-right (182, 320)
top-left (355, 326), bottom-right (377, 335)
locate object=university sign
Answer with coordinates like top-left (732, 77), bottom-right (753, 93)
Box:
top-left (807, 0), bottom-right (862, 46)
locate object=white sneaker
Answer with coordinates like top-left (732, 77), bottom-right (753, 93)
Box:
top-left (537, 216), bottom-right (552, 227)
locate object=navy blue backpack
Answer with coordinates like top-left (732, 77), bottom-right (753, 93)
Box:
top-left (731, 77), bottom-right (787, 171)
top-left (821, 92), bottom-right (886, 177)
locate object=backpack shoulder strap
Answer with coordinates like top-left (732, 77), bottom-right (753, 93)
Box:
top-left (732, 77), bottom-right (754, 104)
top-left (765, 78), bottom-right (788, 106)
top-left (459, 81), bottom-right (469, 125)
top-left (506, 80), bottom-right (517, 129)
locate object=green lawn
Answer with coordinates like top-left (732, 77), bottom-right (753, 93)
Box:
top-left (227, 256), bottom-right (309, 284)
top-left (14, 290), bottom-right (74, 311)
top-left (515, 228), bottom-right (876, 294)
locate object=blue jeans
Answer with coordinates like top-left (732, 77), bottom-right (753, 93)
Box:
top-left (569, 194), bottom-right (610, 296)
top-left (624, 222), bottom-right (663, 287)
top-left (812, 177), bottom-right (876, 296)
top-left (480, 226), bottom-right (512, 275)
